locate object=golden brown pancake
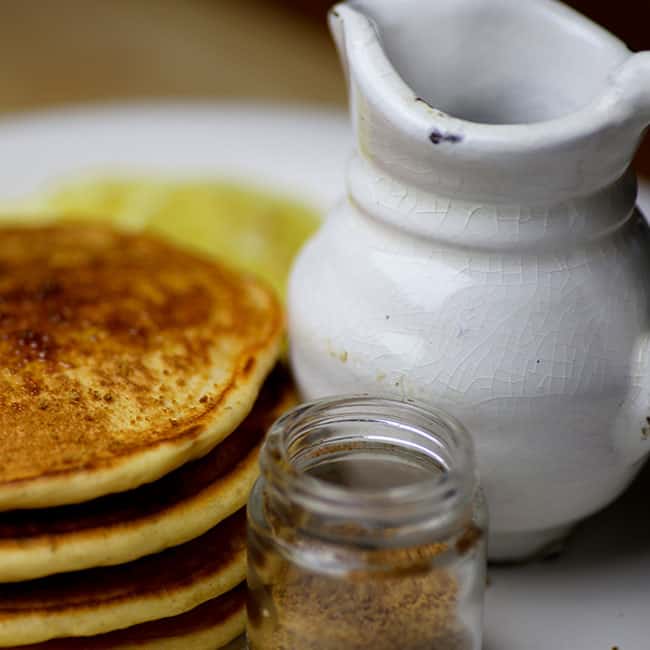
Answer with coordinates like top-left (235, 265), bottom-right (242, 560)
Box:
top-left (0, 365), bottom-right (295, 582)
top-left (0, 510), bottom-right (247, 646)
top-left (7, 584), bottom-right (246, 650)
top-left (0, 224), bottom-right (283, 510)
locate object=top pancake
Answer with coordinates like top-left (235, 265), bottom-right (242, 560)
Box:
top-left (0, 223), bottom-right (283, 510)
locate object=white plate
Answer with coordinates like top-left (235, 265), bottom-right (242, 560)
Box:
top-left (0, 103), bottom-right (647, 650)
top-left (0, 103), bottom-right (349, 211)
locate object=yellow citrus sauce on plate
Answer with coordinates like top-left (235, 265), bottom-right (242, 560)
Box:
top-left (0, 177), bottom-right (320, 299)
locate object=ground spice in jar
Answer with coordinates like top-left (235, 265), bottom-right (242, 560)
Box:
top-left (247, 526), bottom-right (479, 650)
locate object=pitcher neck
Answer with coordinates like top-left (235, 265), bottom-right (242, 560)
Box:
top-left (348, 155), bottom-right (638, 251)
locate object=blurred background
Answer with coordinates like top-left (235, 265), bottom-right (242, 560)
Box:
top-left (0, 0), bottom-right (647, 175)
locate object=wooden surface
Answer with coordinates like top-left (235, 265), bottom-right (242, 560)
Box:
top-left (0, 0), bottom-right (647, 175)
top-left (0, 1), bottom-right (345, 112)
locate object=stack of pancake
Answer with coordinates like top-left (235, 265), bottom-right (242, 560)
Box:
top-left (0, 224), bottom-right (291, 648)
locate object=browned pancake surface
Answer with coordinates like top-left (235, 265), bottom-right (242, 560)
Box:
top-left (0, 223), bottom-right (282, 505)
top-left (10, 585), bottom-right (245, 649)
top-left (0, 365), bottom-right (289, 540)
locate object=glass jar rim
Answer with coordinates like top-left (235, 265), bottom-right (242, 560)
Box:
top-left (260, 395), bottom-right (477, 528)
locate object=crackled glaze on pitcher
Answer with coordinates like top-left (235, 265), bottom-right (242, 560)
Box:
top-left (288, 0), bottom-right (650, 560)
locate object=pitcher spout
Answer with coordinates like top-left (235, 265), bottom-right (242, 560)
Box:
top-left (329, 0), bottom-right (649, 210)
top-left (610, 52), bottom-right (650, 127)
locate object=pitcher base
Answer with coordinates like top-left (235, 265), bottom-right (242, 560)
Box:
top-left (488, 525), bottom-right (574, 563)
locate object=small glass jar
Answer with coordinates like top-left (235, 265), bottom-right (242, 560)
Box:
top-left (246, 396), bottom-right (487, 650)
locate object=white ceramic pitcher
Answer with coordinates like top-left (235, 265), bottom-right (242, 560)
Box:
top-left (288, 0), bottom-right (650, 561)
